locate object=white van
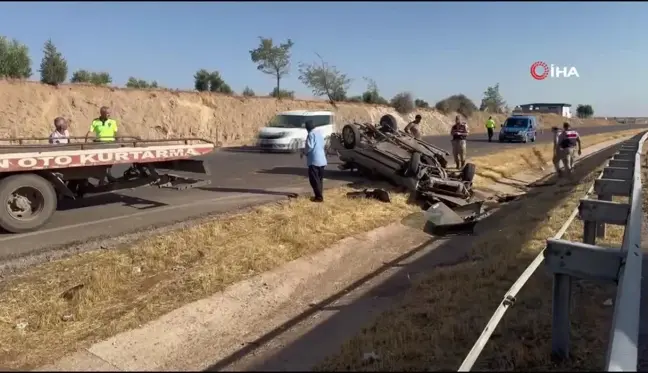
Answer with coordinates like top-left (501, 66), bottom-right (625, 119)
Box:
top-left (256, 110), bottom-right (336, 152)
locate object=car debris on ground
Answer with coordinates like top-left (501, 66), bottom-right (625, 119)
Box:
top-left (331, 115), bottom-right (485, 235)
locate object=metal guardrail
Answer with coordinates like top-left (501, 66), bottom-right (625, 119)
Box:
top-left (458, 131), bottom-right (648, 371)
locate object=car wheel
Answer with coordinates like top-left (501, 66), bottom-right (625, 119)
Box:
top-left (408, 152), bottom-right (422, 176)
top-left (341, 124), bottom-right (361, 150)
top-left (461, 163), bottom-right (476, 183)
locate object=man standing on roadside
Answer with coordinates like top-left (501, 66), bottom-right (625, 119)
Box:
top-left (450, 115), bottom-right (469, 169)
top-left (404, 114), bottom-right (423, 140)
top-left (85, 106), bottom-right (118, 143)
top-left (485, 116), bottom-right (496, 142)
top-left (301, 120), bottom-right (327, 202)
top-left (556, 122), bottom-right (582, 176)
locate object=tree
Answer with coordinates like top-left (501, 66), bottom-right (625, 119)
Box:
top-left (269, 87), bottom-right (294, 99)
top-left (390, 92), bottom-right (415, 114)
top-left (576, 104), bottom-right (594, 118)
top-left (414, 98), bottom-right (429, 109)
top-left (39, 39), bottom-right (67, 86)
top-left (361, 77), bottom-right (388, 105)
top-left (126, 77), bottom-right (159, 89)
top-left (194, 69), bottom-right (211, 92)
top-left (0, 36), bottom-right (32, 79)
top-left (242, 86), bottom-right (255, 96)
top-left (435, 94), bottom-right (478, 118)
top-left (347, 96), bottom-right (363, 103)
top-left (249, 37), bottom-right (294, 97)
top-left (208, 71), bottom-right (232, 94)
top-left (298, 53), bottom-right (352, 106)
top-left (89, 72), bottom-right (111, 86)
top-left (70, 70), bottom-right (111, 85)
top-left (70, 69), bottom-right (92, 83)
top-left (479, 83), bottom-right (506, 113)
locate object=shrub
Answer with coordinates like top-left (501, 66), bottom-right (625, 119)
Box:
top-left (126, 77), bottom-right (158, 89)
top-left (435, 94), bottom-right (478, 117)
top-left (269, 87), bottom-right (294, 99)
top-left (390, 92), bottom-right (415, 114)
top-left (414, 98), bottom-right (429, 109)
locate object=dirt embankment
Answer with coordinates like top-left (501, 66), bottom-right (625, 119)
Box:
top-left (0, 80), bottom-right (617, 147)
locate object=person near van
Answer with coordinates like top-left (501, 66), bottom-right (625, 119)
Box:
top-left (556, 122), bottom-right (582, 176)
top-left (49, 117), bottom-right (70, 144)
top-left (85, 106), bottom-right (118, 143)
top-left (485, 116), bottom-right (496, 142)
top-left (404, 114), bottom-right (422, 139)
top-left (450, 116), bottom-right (469, 169)
top-left (301, 120), bottom-right (327, 202)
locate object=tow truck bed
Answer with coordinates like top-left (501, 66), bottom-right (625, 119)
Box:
top-left (0, 137), bottom-right (217, 233)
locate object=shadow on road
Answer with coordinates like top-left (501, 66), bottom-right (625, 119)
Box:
top-left (198, 186), bottom-right (300, 198)
top-left (201, 140), bottom-right (625, 372)
top-left (57, 193), bottom-right (168, 212)
top-left (256, 167), bottom-right (363, 184)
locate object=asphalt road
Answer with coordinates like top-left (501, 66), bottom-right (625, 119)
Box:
top-left (0, 124), bottom-right (640, 260)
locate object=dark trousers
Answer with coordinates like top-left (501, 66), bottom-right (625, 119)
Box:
top-left (308, 165), bottom-right (325, 200)
top-left (487, 128), bottom-right (494, 142)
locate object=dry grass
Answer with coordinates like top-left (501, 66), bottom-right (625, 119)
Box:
top-left (0, 79), bottom-right (618, 147)
top-left (0, 130), bottom-right (639, 370)
top-left (471, 129), bottom-right (643, 186)
top-left (317, 145), bottom-right (640, 371)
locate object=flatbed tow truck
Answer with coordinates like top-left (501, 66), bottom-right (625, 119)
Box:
top-left (0, 137), bottom-right (216, 233)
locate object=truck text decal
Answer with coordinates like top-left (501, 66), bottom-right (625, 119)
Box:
top-left (0, 146), bottom-right (211, 172)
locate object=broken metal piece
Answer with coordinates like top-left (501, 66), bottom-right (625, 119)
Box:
top-left (346, 188), bottom-right (391, 203)
top-left (423, 201), bottom-right (478, 236)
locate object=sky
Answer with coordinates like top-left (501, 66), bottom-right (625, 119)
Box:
top-left (0, 1), bottom-right (646, 116)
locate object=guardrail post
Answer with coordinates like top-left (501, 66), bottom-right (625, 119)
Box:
top-left (596, 194), bottom-right (611, 238)
top-left (551, 273), bottom-right (572, 360)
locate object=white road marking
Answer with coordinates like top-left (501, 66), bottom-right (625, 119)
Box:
top-left (0, 187), bottom-right (304, 242)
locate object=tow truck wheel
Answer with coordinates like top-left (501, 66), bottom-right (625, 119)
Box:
top-left (341, 124), bottom-right (361, 149)
top-left (0, 174), bottom-right (57, 233)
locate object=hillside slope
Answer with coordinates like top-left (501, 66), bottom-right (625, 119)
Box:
top-left (0, 80), bottom-right (616, 146)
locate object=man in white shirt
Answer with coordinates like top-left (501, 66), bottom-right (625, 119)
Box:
top-left (49, 117), bottom-right (70, 144)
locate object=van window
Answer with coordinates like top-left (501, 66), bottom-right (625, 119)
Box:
top-left (504, 117), bottom-right (530, 128)
top-left (268, 114), bottom-right (332, 128)
top-left (310, 115), bottom-right (332, 127)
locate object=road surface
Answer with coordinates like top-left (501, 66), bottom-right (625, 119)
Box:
top-left (0, 124), bottom-right (640, 261)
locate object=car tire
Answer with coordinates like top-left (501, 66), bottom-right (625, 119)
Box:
top-left (408, 152), bottom-right (422, 176)
top-left (341, 124), bottom-right (361, 150)
top-left (461, 163), bottom-right (476, 183)
top-left (0, 173), bottom-right (57, 233)
top-left (288, 139), bottom-right (300, 153)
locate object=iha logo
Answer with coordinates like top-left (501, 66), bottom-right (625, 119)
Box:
top-left (530, 61), bottom-right (580, 80)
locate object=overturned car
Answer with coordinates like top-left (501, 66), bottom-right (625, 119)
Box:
top-left (330, 114), bottom-right (477, 206)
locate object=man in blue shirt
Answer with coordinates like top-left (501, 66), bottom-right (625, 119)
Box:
top-left (301, 120), bottom-right (328, 202)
